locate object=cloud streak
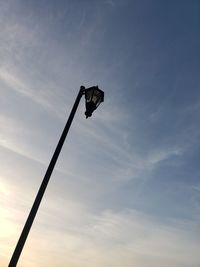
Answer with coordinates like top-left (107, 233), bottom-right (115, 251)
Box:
top-left (14, 209), bottom-right (199, 267)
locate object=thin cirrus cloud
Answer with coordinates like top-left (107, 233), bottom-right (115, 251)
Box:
top-left (11, 209), bottom-right (200, 267)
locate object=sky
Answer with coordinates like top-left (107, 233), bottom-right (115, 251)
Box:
top-left (0, 0), bottom-right (200, 266)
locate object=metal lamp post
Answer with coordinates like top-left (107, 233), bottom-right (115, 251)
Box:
top-left (8, 85), bottom-right (104, 267)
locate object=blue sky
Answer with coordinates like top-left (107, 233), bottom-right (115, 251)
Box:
top-left (0, 0), bottom-right (200, 266)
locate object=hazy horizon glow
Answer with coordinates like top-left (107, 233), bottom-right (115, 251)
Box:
top-left (1, 0), bottom-right (200, 266)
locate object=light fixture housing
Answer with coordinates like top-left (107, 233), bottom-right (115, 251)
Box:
top-left (84, 86), bottom-right (104, 118)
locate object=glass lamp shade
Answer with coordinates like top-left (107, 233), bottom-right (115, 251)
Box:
top-left (84, 86), bottom-right (104, 118)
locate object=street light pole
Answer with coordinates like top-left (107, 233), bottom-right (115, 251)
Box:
top-left (8, 85), bottom-right (104, 267)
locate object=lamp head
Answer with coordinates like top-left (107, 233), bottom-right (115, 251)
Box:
top-left (84, 86), bottom-right (104, 118)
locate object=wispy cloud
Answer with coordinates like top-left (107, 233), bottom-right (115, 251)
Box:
top-left (0, 68), bottom-right (67, 118)
top-left (14, 208), bottom-right (199, 267)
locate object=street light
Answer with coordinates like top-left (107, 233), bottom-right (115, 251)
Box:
top-left (8, 85), bottom-right (104, 267)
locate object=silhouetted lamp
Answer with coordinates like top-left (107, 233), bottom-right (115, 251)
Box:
top-left (84, 86), bottom-right (104, 118)
top-left (8, 84), bottom-right (104, 267)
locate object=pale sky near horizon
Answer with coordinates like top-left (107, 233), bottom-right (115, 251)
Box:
top-left (0, 0), bottom-right (200, 266)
